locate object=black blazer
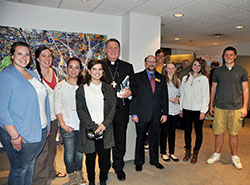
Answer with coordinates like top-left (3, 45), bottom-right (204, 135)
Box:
top-left (130, 70), bottom-right (168, 123)
top-left (102, 58), bottom-right (138, 124)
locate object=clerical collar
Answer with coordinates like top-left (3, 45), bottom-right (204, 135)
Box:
top-left (107, 58), bottom-right (119, 66)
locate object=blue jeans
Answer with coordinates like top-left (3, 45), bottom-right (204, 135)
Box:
top-left (60, 128), bottom-right (83, 174)
top-left (0, 127), bottom-right (47, 185)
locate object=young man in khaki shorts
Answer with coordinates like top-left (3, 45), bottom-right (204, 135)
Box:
top-left (207, 46), bottom-right (249, 170)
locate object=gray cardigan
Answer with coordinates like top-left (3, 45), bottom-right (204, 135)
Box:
top-left (76, 82), bottom-right (116, 154)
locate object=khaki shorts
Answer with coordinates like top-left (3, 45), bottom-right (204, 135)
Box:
top-left (213, 107), bottom-right (243, 135)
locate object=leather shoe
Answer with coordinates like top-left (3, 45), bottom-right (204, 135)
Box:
top-left (116, 170), bottom-right (126, 181)
top-left (150, 163), bottom-right (164, 169)
top-left (135, 164), bottom-right (142, 171)
top-left (169, 155), bottom-right (179, 162)
top-left (161, 154), bottom-right (170, 162)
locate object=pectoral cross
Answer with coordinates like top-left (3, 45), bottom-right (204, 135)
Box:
top-left (111, 81), bottom-right (117, 88)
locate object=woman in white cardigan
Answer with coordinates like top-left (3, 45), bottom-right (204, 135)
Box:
top-left (33, 46), bottom-right (66, 185)
top-left (54, 57), bottom-right (86, 185)
top-left (180, 58), bottom-right (209, 164)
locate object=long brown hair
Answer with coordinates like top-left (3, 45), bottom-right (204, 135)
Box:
top-left (35, 46), bottom-right (53, 82)
top-left (83, 59), bottom-right (108, 86)
top-left (164, 62), bottom-right (179, 88)
top-left (66, 57), bottom-right (83, 86)
top-left (185, 57), bottom-right (206, 83)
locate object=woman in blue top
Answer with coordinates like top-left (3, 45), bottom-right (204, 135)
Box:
top-left (0, 41), bottom-right (50, 185)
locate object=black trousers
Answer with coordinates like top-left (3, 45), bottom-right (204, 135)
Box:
top-left (183, 109), bottom-right (204, 151)
top-left (85, 139), bottom-right (111, 182)
top-left (112, 122), bottom-right (127, 171)
top-left (160, 115), bottom-right (178, 155)
top-left (135, 119), bottom-right (160, 165)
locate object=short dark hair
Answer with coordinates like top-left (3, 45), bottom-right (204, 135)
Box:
top-left (10, 41), bottom-right (30, 57)
top-left (105, 38), bottom-right (120, 48)
top-left (83, 59), bottom-right (109, 85)
top-left (10, 41), bottom-right (31, 68)
top-left (66, 57), bottom-right (82, 68)
top-left (222, 46), bottom-right (237, 63)
top-left (155, 49), bottom-right (166, 56)
top-left (144, 55), bottom-right (155, 62)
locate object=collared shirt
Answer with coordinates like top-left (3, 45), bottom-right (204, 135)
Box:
top-left (213, 64), bottom-right (248, 110)
top-left (146, 69), bottom-right (155, 80)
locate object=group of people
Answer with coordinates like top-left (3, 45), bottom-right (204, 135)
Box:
top-left (0, 38), bottom-right (248, 185)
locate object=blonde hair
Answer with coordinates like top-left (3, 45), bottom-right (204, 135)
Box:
top-left (164, 62), bottom-right (179, 88)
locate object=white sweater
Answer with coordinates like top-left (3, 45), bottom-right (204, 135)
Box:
top-left (54, 80), bottom-right (80, 130)
top-left (180, 73), bottom-right (209, 113)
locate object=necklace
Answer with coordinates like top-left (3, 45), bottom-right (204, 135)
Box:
top-left (107, 61), bottom-right (119, 88)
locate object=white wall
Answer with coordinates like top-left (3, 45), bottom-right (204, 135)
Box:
top-left (126, 12), bottom-right (161, 72)
top-left (0, 1), bottom-right (122, 54)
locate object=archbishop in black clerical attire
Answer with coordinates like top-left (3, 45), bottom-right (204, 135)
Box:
top-left (102, 38), bottom-right (138, 181)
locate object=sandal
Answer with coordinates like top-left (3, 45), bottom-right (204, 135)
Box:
top-left (56, 171), bottom-right (67, 178)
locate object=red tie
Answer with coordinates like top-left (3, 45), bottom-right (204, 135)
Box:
top-left (150, 73), bottom-right (155, 93)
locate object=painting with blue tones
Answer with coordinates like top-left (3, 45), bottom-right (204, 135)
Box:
top-left (0, 25), bottom-right (107, 80)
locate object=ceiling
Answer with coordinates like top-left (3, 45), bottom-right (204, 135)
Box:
top-left (6, 0), bottom-right (250, 47)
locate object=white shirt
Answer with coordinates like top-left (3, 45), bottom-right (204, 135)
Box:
top-left (167, 81), bottom-right (181, 115)
top-left (84, 82), bottom-right (104, 125)
top-left (54, 80), bottom-right (80, 130)
top-left (34, 69), bottom-right (58, 121)
top-left (180, 73), bottom-right (209, 113)
top-left (28, 77), bottom-right (48, 128)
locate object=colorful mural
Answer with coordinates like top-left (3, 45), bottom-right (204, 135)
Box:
top-left (0, 26), bottom-right (107, 80)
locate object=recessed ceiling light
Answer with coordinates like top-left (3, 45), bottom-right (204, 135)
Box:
top-left (82, 0), bottom-right (89, 2)
top-left (173, 13), bottom-right (184, 18)
top-left (235, 25), bottom-right (243, 29)
top-left (213, 43), bottom-right (218, 45)
top-left (174, 38), bottom-right (180, 41)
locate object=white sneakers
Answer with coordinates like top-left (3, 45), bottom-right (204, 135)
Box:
top-left (207, 153), bottom-right (221, 164)
top-left (207, 153), bottom-right (243, 170)
top-left (232, 156), bottom-right (243, 170)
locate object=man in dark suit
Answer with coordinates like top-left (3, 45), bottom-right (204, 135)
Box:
top-left (131, 55), bottom-right (168, 172)
top-left (102, 38), bottom-right (138, 181)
